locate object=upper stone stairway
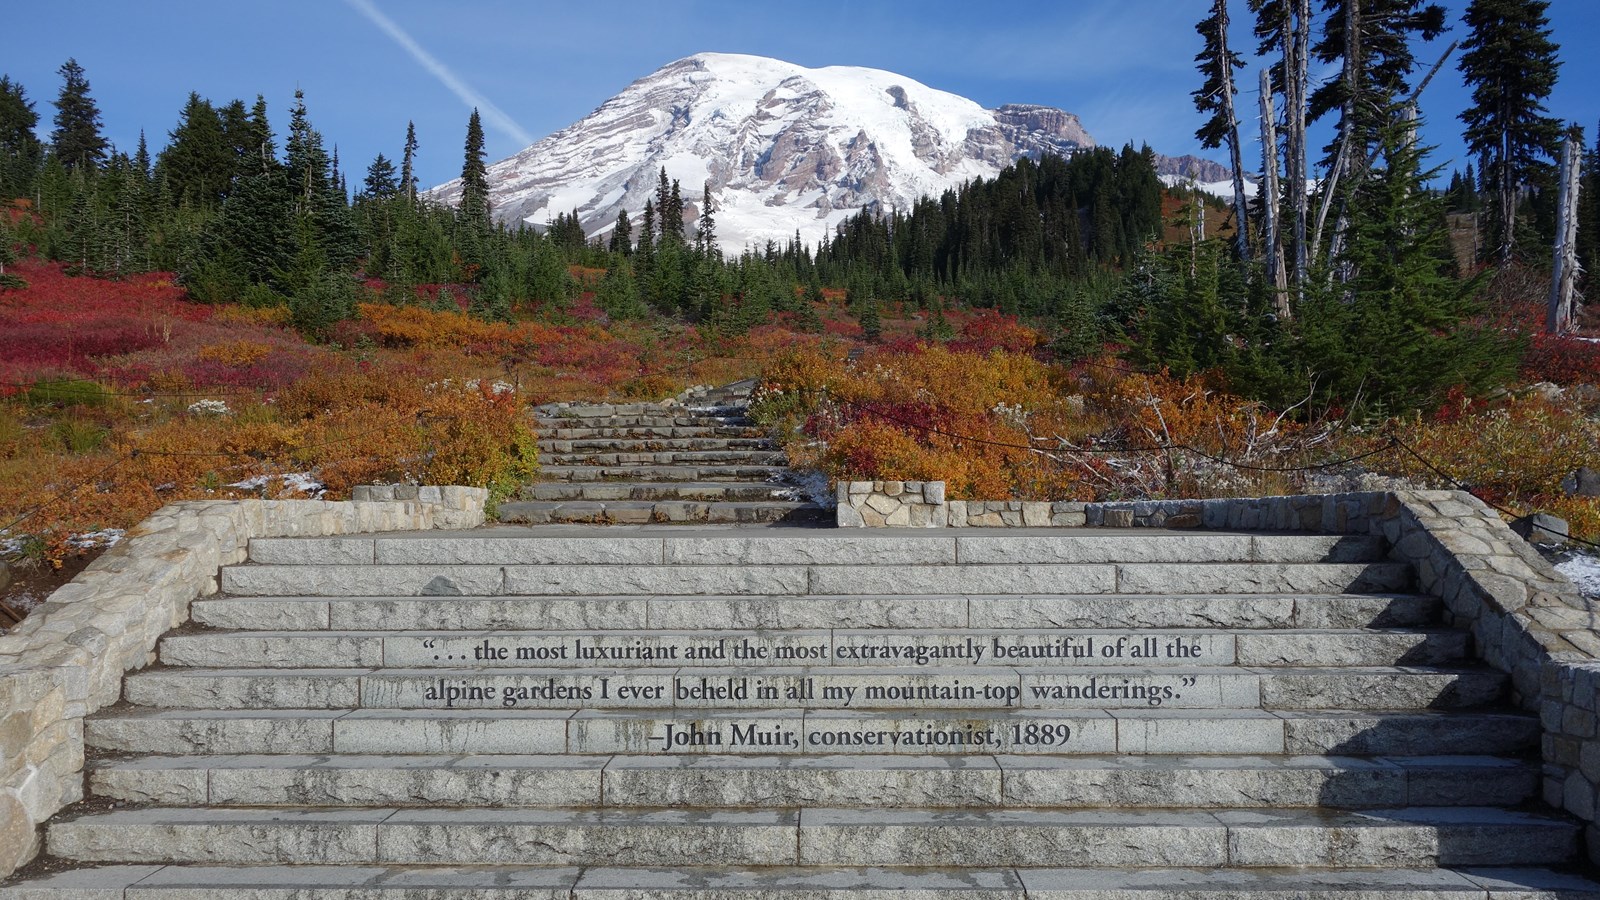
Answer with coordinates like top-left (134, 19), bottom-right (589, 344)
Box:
top-left (502, 390), bottom-right (826, 526)
top-left (5, 527), bottom-right (1600, 898)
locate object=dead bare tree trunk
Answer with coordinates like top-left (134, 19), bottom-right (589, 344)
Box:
top-left (1260, 68), bottom-right (1290, 317)
top-left (1314, 0), bottom-right (1361, 274)
top-left (1549, 127), bottom-right (1584, 333)
top-left (1214, 0), bottom-right (1251, 263)
top-left (1284, 0), bottom-right (1312, 299)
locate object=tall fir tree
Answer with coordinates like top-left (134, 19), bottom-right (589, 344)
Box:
top-left (1457, 0), bottom-right (1562, 264)
top-left (0, 76), bottom-right (42, 197)
top-left (157, 93), bottom-right (231, 207)
top-left (1309, 0), bottom-right (1446, 265)
top-left (51, 59), bottom-right (107, 172)
top-left (362, 154), bottom-right (398, 200)
top-left (245, 96), bottom-right (275, 175)
top-left (458, 109), bottom-right (490, 231)
top-left (695, 183), bottom-right (718, 258)
top-left (1577, 120), bottom-right (1600, 281)
top-left (610, 208), bottom-right (632, 255)
top-left (400, 121), bottom-right (419, 199)
top-left (859, 297), bottom-right (883, 342)
top-left (1296, 114), bottom-right (1520, 412)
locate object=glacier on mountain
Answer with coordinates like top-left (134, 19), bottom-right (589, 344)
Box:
top-left (428, 53), bottom-right (1099, 252)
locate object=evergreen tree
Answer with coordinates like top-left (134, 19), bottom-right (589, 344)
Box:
top-left (0, 76), bottom-right (42, 197)
top-left (245, 96), bottom-right (275, 174)
top-left (157, 92), bottom-right (231, 206)
top-left (638, 201), bottom-right (655, 256)
top-left (0, 212), bottom-right (20, 283)
top-left (859, 298), bottom-right (883, 342)
top-left (400, 121), bottom-right (418, 199)
top-left (666, 179), bottom-right (685, 243)
top-left (596, 257), bottom-right (647, 319)
top-left (1310, 0), bottom-right (1447, 265)
top-left (471, 263), bottom-right (515, 323)
top-left (695, 183), bottom-right (718, 258)
top-left (610, 208), bottom-right (632, 255)
top-left (458, 109), bottom-right (490, 232)
top-left (1458, 0), bottom-right (1562, 264)
top-left (1578, 120), bottom-right (1600, 281)
top-left (50, 59), bottom-right (106, 172)
top-left (1295, 117), bottom-right (1520, 412)
top-left (362, 153), bottom-right (398, 200)
top-left (283, 91), bottom-right (357, 273)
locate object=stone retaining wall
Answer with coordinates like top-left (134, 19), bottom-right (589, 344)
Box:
top-left (0, 487), bottom-right (486, 878)
top-left (842, 483), bottom-right (1600, 857)
top-left (835, 481), bottom-right (946, 527)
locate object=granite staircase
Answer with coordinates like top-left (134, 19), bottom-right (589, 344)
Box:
top-left (6, 528), bottom-right (1600, 898)
top-left (501, 396), bottom-right (826, 525)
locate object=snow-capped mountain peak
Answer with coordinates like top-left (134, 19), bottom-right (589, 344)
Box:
top-left (429, 52), bottom-right (1100, 250)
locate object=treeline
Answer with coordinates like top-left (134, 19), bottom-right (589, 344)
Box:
top-left (814, 146), bottom-right (1166, 320)
top-left (0, 57), bottom-right (1174, 341)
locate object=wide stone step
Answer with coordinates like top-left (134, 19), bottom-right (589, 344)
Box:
top-left (8, 865), bottom-right (1600, 899)
top-left (541, 451), bottom-right (789, 466)
top-left (84, 708), bottom-right (1541, 757)
top-left (538, 437), bottom-right (778, 452)
top-left (497, 500), bottom-right (829, 526)
top-left (540, 461), bottom-right (790, 483)
top-left (190, 592), bottom-right (1442, 633)
top-left (119, 665), bottom-right (1505, 712)
top-left (522, 481), bottom-right (805, 502)
top-left (88, 753), bottom-right (1537, 810)
top-left (157, 628), bottom-right (1471, 670)
top-left (42, 806), bottom-right (1580, 868)
top-left (218, 562), bottom-right (1414, 598)
top-left (243, 533), bottom-right (1389, 567)
top-left (542, 464), bottom-right (791, 482)
top-left (9, 864), bottom-right (1600, 900)
top-left (535, 414), bottom-right (754, 429)
top-left (541, 424), bottom-right (769, 440)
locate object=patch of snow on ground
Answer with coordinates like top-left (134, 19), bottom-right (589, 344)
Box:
top-left (229, 473), bottom-right (326, 498)
top-left (1557, 552), bottom-right (1600, 600)
top-left (67, 529), bottom-right (124, 550)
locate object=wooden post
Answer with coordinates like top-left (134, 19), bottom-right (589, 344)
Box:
top-left (1260, 69), bottom-right (1290, 317)
top-left (1549, 127), bottom-right (1584, 334)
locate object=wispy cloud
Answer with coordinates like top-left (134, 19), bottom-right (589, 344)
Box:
top-left (342, 0), bottom-right (535, 147)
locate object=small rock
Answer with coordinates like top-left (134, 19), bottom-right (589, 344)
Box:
top-left (1511, 513), bottom-right (1570, 544)
top-left (1561, 468), bottom-right (1600, 498)
top-left (1528, 381), bottom-right (1565, 402)
top-left (1103, 509), bottom-right (1135, 528)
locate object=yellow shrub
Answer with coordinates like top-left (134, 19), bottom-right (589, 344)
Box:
top-left (197, 340), bottom-right (273, 367)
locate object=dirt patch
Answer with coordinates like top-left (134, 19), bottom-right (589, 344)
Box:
top-left (0, 546), bottom-right (105, 634)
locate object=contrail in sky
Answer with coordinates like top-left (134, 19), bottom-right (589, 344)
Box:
top-left (343, 0), bottom-right (536, 147)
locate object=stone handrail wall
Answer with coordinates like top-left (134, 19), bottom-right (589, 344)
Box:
top-left (0, 486), bottom-right (487, 877)
top-left (841, 482), bottom-right (1600, 857)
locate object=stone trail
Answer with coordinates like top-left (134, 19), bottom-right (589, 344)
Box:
top-left (502, 387), bottom-right (826, 525)
top-left (5, 528), bottom-right (1600, 898)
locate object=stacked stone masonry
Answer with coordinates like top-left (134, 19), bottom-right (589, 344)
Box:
top-left (0, 487), bottom-right (486, 878)
top-left (7, 486), bottom-right (1600, 895)
top-left (844, 484), bottom-right (1600, 861)
top-left (504, 397), bottom-right (826, 525)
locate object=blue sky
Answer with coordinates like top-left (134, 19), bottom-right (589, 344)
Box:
top-left (6, 1), bottom-right (1598, 189)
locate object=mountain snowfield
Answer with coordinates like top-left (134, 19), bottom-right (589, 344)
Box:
top-left (428, 52), bottom-right (1105, 251)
